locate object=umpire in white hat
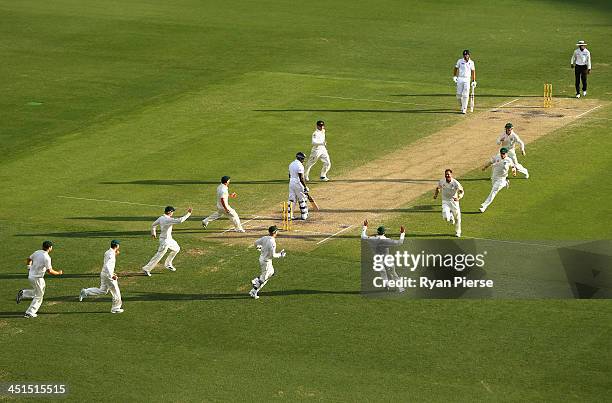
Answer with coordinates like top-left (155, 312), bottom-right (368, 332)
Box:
top-left (570, 40), bottom-right (591, 98)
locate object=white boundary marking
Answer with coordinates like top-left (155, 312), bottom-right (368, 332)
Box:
top-left (57, 195), bottom-right (165, 208)
top-left (316, 225), bottom-right (355, 245)
top-left (221, 215), bottom-right (261, 234)
top-left (574, 104), bottom-right (603, 119)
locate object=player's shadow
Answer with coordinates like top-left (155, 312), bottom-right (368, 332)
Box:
top-left (121, 289), bottom-right (361, 301)
top-left (0, 311), bottom-right (108, 318)
top-left (254, 108), bottom-right (458, 114)
top-left (66, 216), bottom-right (157, 222)
top-left (0, 273), bottom-right (100, 280)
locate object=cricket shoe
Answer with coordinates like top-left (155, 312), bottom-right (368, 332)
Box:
top-left (249, 289), bottom-right (259, 299)
top-left (506, 180), bottom-right (510, 189)
top-left (320, 177), bottom-right (330, 182)
top-left (251, 278), bottom-right (260, 289)
top-left (79, 289), bottom-right (86, 302)
top-left (583, 91), bottom-right (587, 97)
top-left (576, 93), bottom-right (581, 98)
top-left (478, 207), bottom-right (485, 213)
top-left (24, 313), bottom-right (38, 318)
top-left (142, 268), bottom-right (151, 277)
top-left (525, 173), bottom-right (530, 179)
top-left (165, 265), bottom-right (177, 272)
top-left (235, 228), bottom-right (246, 233)
top-left (16, 290), bottom-right (23, 304)
top-left (456, 232), bottom-right (461, 238)
top-left (201, 221), bottom-right (208, 229)
top-left (111, 308), bottom-right (124, 314)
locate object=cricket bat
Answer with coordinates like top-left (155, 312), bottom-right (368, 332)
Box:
top-left (307, 194), bottom-right (320, 211)
top-left (469, 86), bottom-right (475, 112)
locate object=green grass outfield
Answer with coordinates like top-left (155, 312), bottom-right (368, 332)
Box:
top-left (1, 0), bottom-right (611, 401)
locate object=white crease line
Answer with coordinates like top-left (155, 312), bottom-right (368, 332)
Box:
top-left (316, 225), bottom-right (355, 245)
top-left (58, 195), bottom-right (166, 208)
top-left (221, 215), bottom-right (261, 234)
top-left (574, 104), bottom-right (603, 119)
top-left (292, 229), bottom-right (335, 236)
top-left (491, 98), bottom-right (520, 109)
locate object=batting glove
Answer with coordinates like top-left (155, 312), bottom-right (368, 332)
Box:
top-left (452, 76), bottom-right (458, 83)
top-left (471, 81), bottom-right (477, 88)
top-left (280, 249), bottom-right (286, 258)
top-left (256, 245), bottom-right (262, 252)
top-left (304, 186), bottom-right (310, 194)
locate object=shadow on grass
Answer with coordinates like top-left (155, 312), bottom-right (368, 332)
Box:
top-left (255, 108), bottom-right (458, 114)
top-left (0, 311), bottom-right (109, 318)
top-left (100, 177), bottom-right (490, 186)
top-left (389, 93), bottom-right (538, 98)
top-left (14, 229), bottom-right (207, 238)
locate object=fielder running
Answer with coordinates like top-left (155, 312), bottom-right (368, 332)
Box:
top-left (361, 220), bottom-right (406, 292)
top-left (16, 240), bottom-right (63, 318)
top-left (497, 122), bottom-right (529, 178)
top-left (304, 120), bottom-right (331, 182)
top-left (79, 240), bottom-right (124, 314)
top-left (202, 175), bottom-right (245, 232)
top-left (142, 206), bottom-right (192, 276)
top-left (433, 169), bottom-right (464, 237)
top-left (452, 49), bottom-right (476, 114)
top-left (288, 152), bottom-right (309, 220)
top-left (479, 147), bottom-right (517, 213)
top-left (249, 225), bottom-right (286, 299)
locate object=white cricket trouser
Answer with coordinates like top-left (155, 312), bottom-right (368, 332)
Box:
top-left (23, 276), bottom-right (45, 315)
top-left (305, 146), bottom-right (331, 180)
top-left (202, 207), bottom-right (243, 230)
top-left (456, 78), bottom-right (470, 112)
top-left (507, 149), bottom-right (529, 177)
top-left (288, 181), bottom-right (308, 219)
top-left (442, 199), bottom-right (462, 236)
top-left (376, 265), bottom-right (404, 292)
top-left (481, 178), bottom-right (508, 211)
top-left (252, 259), bottom-right (275, 295)
top-left (143, 238), bottom-right (180, 271)
top-left (83, 275), bottom-right (122, 311)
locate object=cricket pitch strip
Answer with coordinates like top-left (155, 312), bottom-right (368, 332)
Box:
top-left (206, 97), bottom-right (605, 249)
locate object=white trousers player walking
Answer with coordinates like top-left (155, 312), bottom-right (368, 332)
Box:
top-left (305, 147), bottom-right (331, 181)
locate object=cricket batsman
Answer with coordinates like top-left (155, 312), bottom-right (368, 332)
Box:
top-left (433, 169), bottom-right (464, 237)
top-left (452, 49), bottom-right (476, 114)
top-left (288, 152), bottom-right (309, 220)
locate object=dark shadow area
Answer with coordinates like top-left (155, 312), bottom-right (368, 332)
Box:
top-left (66, 216), bottom-right (157, 222)
top-left (390, 93), bottom-right (538, 98)
top-left (255, 108), bottom-right (458, 114)
top-left (0, 311), bottom-right (109, 318)
top-left (14, 230), bottom-right (208, 239)
top-left (0, 273), bottom-right (100, 280)
top-left (101, 179), bottom-right (288, 185)
top-left (100, 177), bottom-right (489, 186)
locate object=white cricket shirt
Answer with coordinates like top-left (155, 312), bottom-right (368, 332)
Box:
top-left (29, 250), bottom-right (52, 278)
top-left (455, 58), bottom-right (475, 79)
top-left (490, 154), bottom-right (515, 180)
top-left (312, 129), bottom-right (326, 147)
top-left (438, 178), bottom-right (464, 201)
top-left (151, 212), bottom-right (191, 241)
top-left (216, 184), bottom-right (230, 210)
top-left (101, 248), bottom-right (117, 279)
top-left (288, 159), bottom-right (304, 183)
top-left (497, 130), bottom-right (525, 152)
top-left (255, 235), bottom-right (281, 261)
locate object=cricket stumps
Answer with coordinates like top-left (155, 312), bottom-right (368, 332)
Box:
top-left (282, 201), bottom-right (292, 231)
top-left (544, 83), bottom-right (553, 108)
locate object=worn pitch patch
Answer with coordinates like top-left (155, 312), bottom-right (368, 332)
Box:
top-left (208, 98), bottom-right (605, 249)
